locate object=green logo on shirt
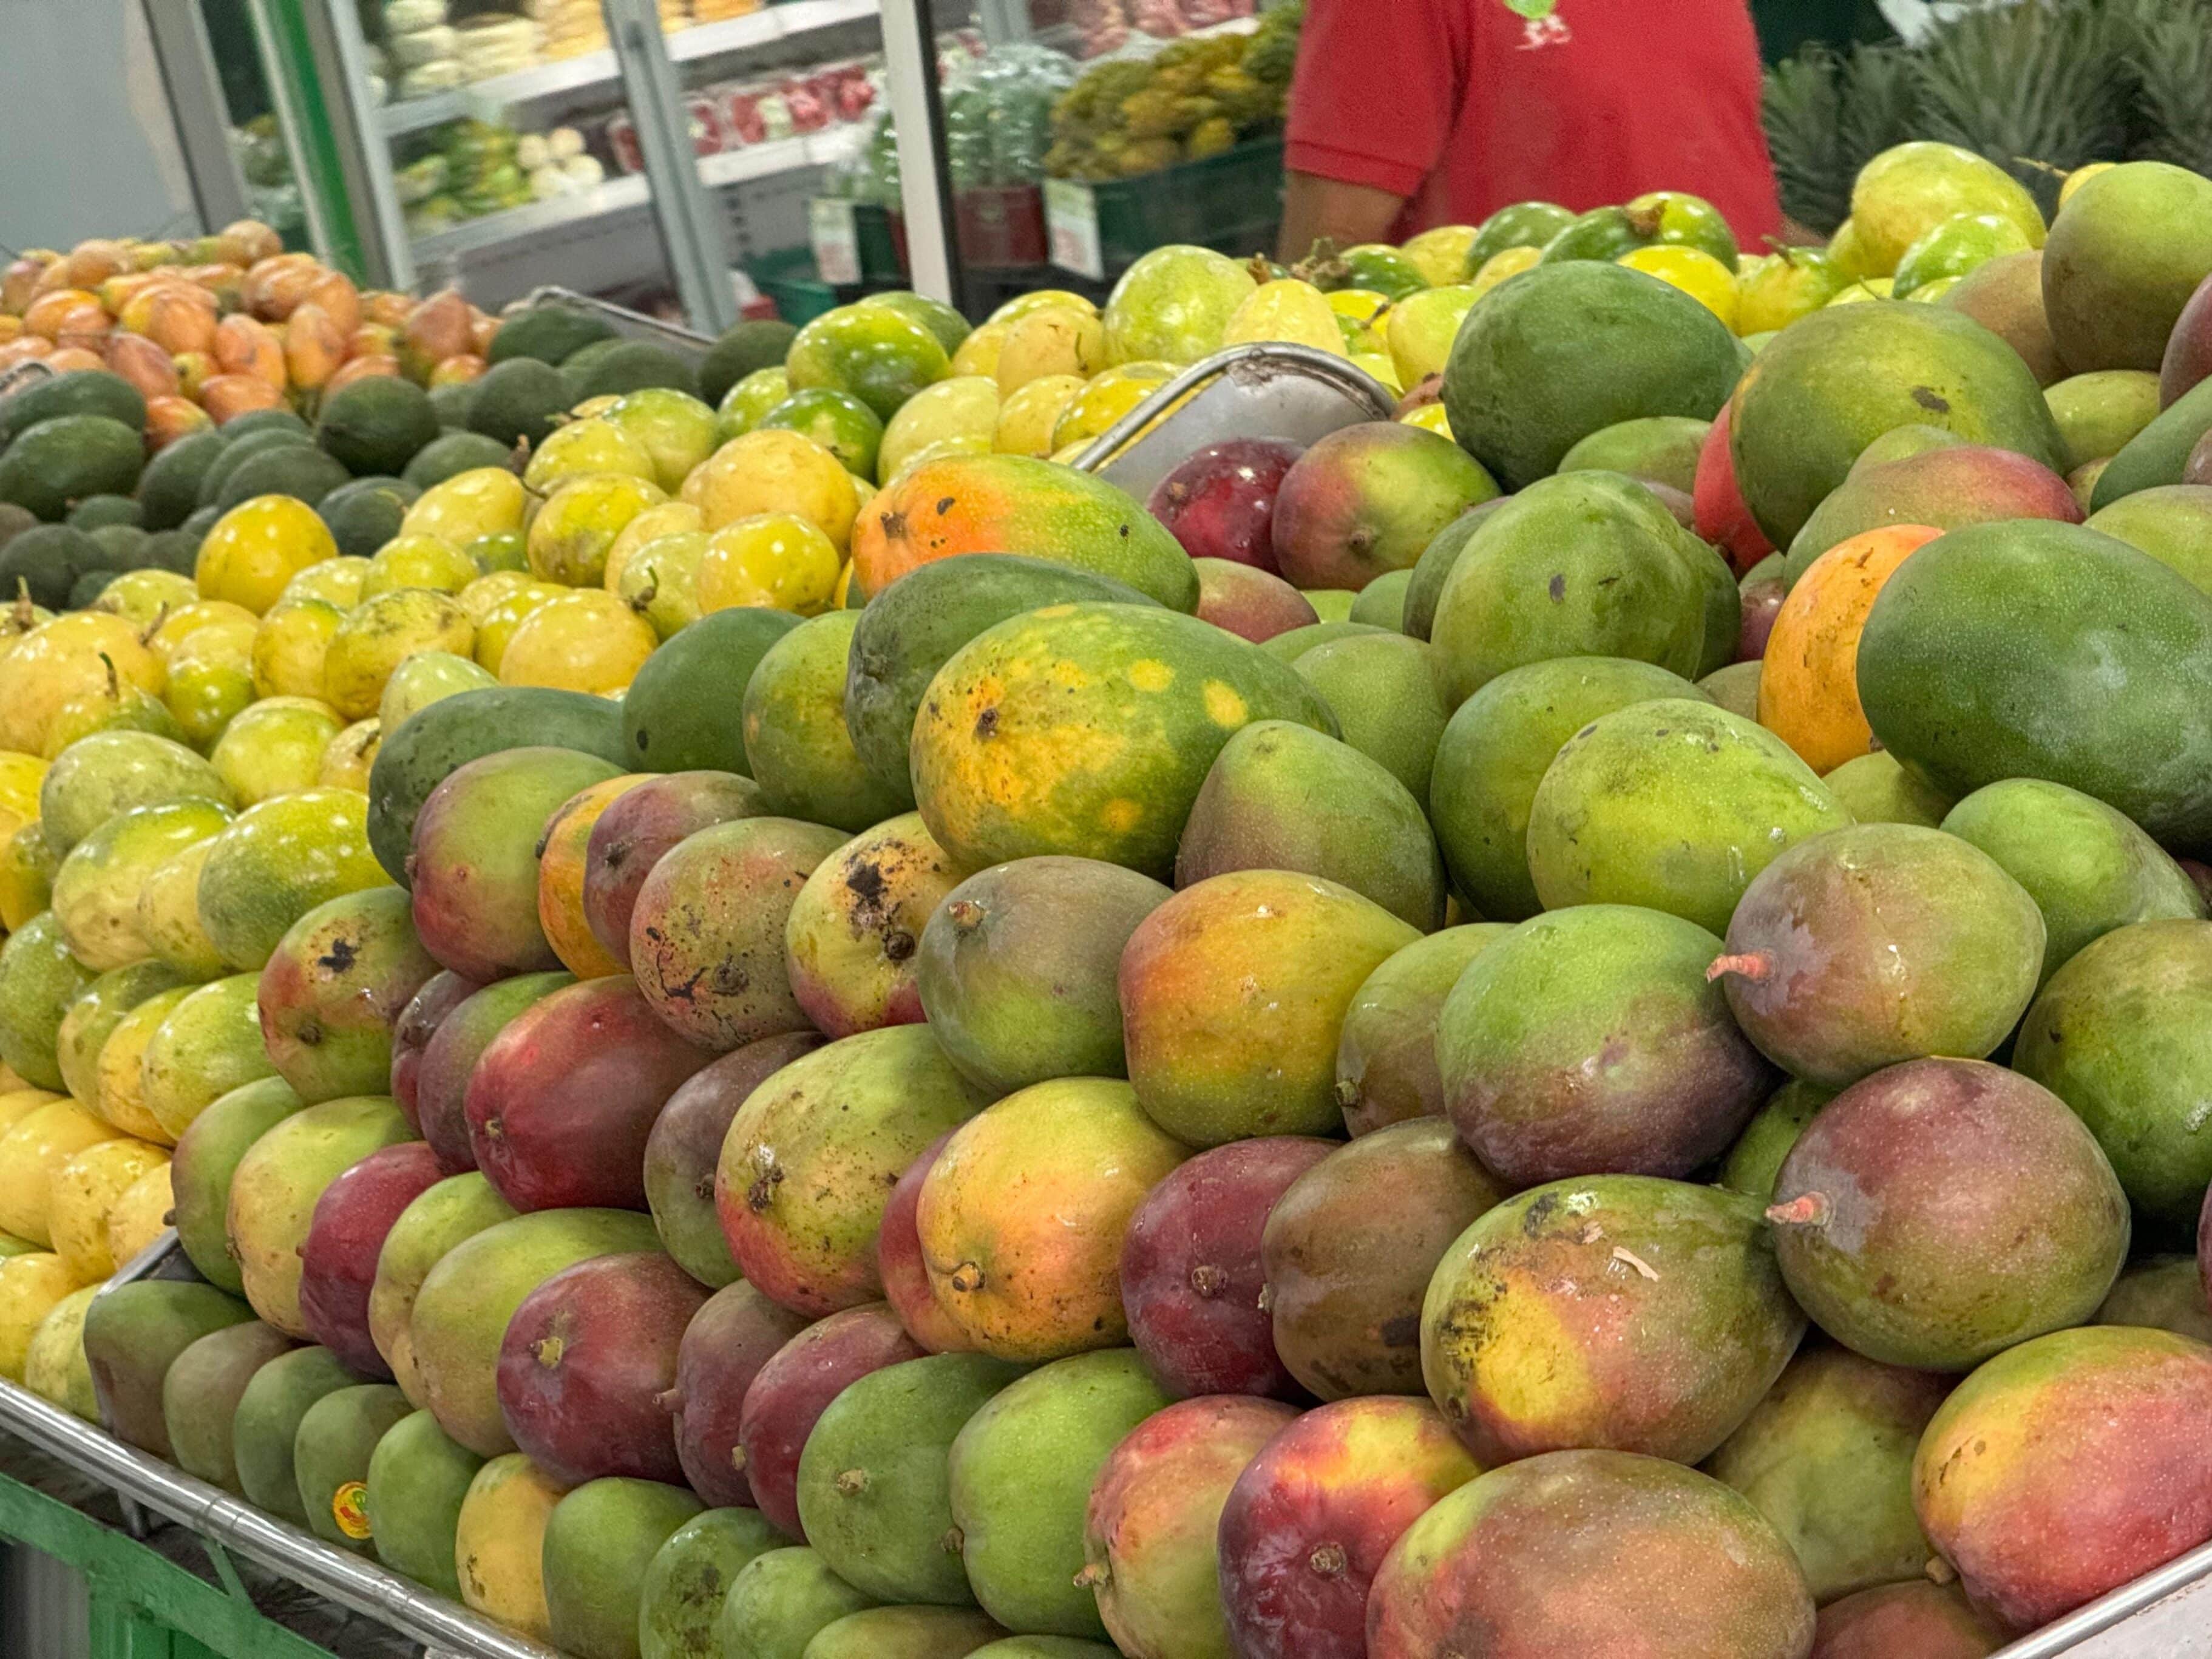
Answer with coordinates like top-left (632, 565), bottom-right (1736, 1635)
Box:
top-left (1502, 0), bottom-right (1561, 16)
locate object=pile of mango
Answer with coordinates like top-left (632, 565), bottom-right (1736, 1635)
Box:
top-left (0, 223), bottom-right (497, 434)
top-left (0, 135), bottom-right (2211, 1659)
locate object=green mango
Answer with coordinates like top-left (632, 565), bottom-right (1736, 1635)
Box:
top-left (843, 553), bottom-right (1157, 795)
top-left (367, 1409), bottom-right (485, 1596)
top-left (1525, 698), bottom-right (1851, 935)
top-left (1942, 778), bottom-right (2206, 985)
top-left (543, 1479), bottom-right (707, 1659)
top-left (948, 1351), bottom-right (1172, 1639)
top-left (797, 1353), bottom-right (1025, 1605)
top-left (364, 686), bottom-right (628, 885)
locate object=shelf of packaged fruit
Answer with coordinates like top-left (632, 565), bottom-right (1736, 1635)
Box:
top-left (0, 1377), bottom-right (561, 1659)
top-left (378, 0), bottom-right (881, 137)
top-left (698, 120), bottom-right (864, 186)
top-left (410, 124), bottom-right (864, 262)
top-left (670, 0), bottom-right (880, 64)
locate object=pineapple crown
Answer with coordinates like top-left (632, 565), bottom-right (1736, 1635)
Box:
top-left (1762, 0), bottom-right (2212, 235)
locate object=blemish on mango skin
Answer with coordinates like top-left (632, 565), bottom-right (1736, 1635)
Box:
top-left (1203, 682), bottom-right (1248, 727)
top-left (1103, 798), bottom-right (1145, 834)
top-left (1128, 659), bottom-right (1175, 693)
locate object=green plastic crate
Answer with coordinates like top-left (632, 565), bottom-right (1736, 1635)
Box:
top-left (1085, 137), bottom-right (1284, 271)
top-left (746, 247), bottom-right (844, 325)
top-left (852, 202), bottom-right (907, 282)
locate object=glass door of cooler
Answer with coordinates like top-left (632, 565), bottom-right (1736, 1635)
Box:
top-left (135, 0), bottom-right (351, 260)
top-left (291, 0), bottom-right (899, 330)
top-left (301, 0), bottom-right (714, 321)
top-left (603, 0), bottom-right (896, 323)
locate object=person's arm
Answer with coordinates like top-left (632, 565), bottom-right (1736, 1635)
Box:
top-left (1278, 0), bottom-right (1459, 262)
top-left (1278, 174), bottom-right (1406, 265)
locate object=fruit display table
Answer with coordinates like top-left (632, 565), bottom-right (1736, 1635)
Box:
top-left (9, 93), bottom-right (2212, 1659)
top-left (5, 1368), bottom-right (2211, 1659)
top-left (0, 1380), bottom-right (554, 1659)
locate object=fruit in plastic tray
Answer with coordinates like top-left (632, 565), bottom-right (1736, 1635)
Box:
top-left (384, 0), bottom-right (447, 32)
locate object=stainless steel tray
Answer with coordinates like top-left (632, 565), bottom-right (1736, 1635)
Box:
top-left (515, 284), bottom-right (719, 367)
top-left (0, 358), bottom-right (59, 399)
top-left (2, 1231), bottom-right (555, 1659)
top-left (1071, 342), bottom-right (1397, 503)
top-left (1990, 1539), bottom-right (2212, 1657)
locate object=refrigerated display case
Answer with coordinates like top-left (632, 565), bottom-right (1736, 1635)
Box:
top-left (198, 0), bottom-right (1298, 332)
top-left (819, 0), bottom-right (1300, 311)
top-left (234, 0), bottom-right (894, 326)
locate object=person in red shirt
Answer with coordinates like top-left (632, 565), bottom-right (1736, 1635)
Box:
top-left (1279, 0), bottom-right (1785, 260)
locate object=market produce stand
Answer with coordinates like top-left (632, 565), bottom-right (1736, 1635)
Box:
top-left (12, 21), bottom-right (2212, 1643)
top-left (0, 1380), bottom-right (554, 1659)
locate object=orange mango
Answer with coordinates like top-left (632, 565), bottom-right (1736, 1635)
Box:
top-left (183, 263), bottom-right (245, 311)
top-left (302, 270), bottom-right (360, 337)
top-left (242, 253), bottom-right (317, 322)
top-left (106, 332), bottom-right (181, 402)
top-left (2, 256), bottom-right (53, 314)
top-left (402, 291), bottom-right (474, 384)
top-left (1759, 524), bottom-right (1943, 773)
top-left (348, 323), bottom-right (398, 361)
top-left (225, 221), bottom-right (283, 265)
top-left (282, 301), bottom-right (345, 394)
top-left (215, 313), bottom-right (286, 390)
top-left (430, 354), bottom-right (486, 387)
top-left (535, 773), bottom-right (651, 979)
top-left (145, 396), bottom-right (214, 450)
top-left (362, 291), bottom-right (415, 328)
top-left (200, 374), bottom-right (284, 424)
top-left (917, 1077), bottom-right (1189, 1361)
top-left (23, 290), bottom-right (103, 342)
top-left (326, 355), bottom-right (400, 395)
top-left (851, 453), bottom-right (1199, 609)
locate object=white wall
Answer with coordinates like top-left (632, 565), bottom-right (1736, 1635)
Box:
top-left (0, 0), bottom-right (198, 251)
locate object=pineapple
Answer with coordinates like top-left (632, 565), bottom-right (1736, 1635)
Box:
top-left (1764, 46), bottom-right (1851, 234)
top-left (1764, 0), bottom-right (2211, 239)
top-left (1910, 0), bottom-right (2133, 217)
top-left (2130, 1), bottom-right (2212, 174)
top-left (1837, 42), bottom-right (1925, 183)
top-left (1762, 41), bottom-right (1923, 237)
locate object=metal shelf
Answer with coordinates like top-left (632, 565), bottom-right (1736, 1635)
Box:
top-left (378, 58), bottom-right (608, 138)
top-left (699, 123), bottom-right (864, 186)
top-left (411, 172), bottom-right (652, 261)
top-left (378, 0), bottom-right (880, 137)
top-left (410, 124), bottom-right (861, 263)
top-left (671, 0), bottom-right (880, 63)
top-left (2, 1306), bottom-right (2207, 1659)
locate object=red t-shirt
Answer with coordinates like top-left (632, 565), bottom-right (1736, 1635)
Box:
top-left (1284, 0), bottom-right (1785, 248)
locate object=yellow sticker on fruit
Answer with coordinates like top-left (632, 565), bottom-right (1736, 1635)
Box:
top-left (331, 1481), bottom-right (372, 1541)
